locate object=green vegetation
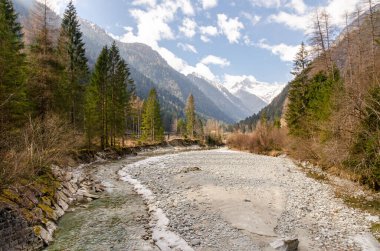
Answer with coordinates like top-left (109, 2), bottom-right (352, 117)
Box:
top-left (185, 94), bottom-right (195, 138)
top-left (141, 88), bottom-right (164, 142)
top-left (346, 86), bottom-right (380, 189)
top-left (0, 1), bottom-right (161, 188)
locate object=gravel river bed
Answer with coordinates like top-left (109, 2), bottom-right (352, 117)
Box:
top-left (47, 148), bottom-right (380, 251)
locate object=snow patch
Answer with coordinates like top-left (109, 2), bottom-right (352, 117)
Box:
top-left (119, 159), bottom-right (193, 251)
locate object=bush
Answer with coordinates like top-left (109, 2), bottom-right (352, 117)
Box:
top-left (0, 114), bottom-right (80, 188)
top-left (227, 124), bottom-right (288, 154)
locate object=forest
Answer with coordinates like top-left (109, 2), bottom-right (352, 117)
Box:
top-left (0, 0), bottom-right (214, 188)
top-left (228, 1), bottom-right (380, 189)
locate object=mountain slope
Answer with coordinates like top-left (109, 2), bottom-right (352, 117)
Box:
top-left (187, 74), bottom-right (253, 121)
top-left (227, 78), bottom-right (286, 104)
top-left (79, 19), bottom-right (235, 123)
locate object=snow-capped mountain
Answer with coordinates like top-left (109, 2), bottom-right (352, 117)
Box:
top-left (226, 78), bottom-right (286, 104)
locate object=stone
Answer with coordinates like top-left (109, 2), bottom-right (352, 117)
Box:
top-left (190, 239), bottom-right (201, 246)
top-left (34, 226), bottom-right (53, 244)
top-left (76, 188), bottom-right (100, 199)
top-left (270, 238), bottom-right (299, 251)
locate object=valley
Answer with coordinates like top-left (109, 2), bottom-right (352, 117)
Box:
top-left (47, 149), bottom-right (379, 251)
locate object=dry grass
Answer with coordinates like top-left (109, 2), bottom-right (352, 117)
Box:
top-left (0, 114), bottom-right (81, 188)
top-left (227, 124), bottom-right (288, 154)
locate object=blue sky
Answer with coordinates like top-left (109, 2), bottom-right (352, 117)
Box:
top-left (41, 0), bottom-right (368, 87)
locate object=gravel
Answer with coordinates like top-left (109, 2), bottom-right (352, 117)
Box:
top-left (120, 148), bottom-right (380, 251)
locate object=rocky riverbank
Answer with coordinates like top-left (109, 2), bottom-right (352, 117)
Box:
top-left (0, 140), bottom-right (202, 251)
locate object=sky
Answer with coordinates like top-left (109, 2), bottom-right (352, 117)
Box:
top-left (37, 0), bottom-right (371, 87)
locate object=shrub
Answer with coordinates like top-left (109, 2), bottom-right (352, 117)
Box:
top-left (0, 114), bottom-right (80, 188)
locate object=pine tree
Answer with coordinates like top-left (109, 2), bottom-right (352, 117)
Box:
top-left (28, 1), bottom-right (62, 119)
top-left (85, 46), bottom-right (109, 149)
top-left (108, 42), bottom-right (134, 146)
top-left (142, 88), bottom-right (163, 142)
top-left (291, 42), bottom-right (310, 76)
top-left (0, 0), bottom-right (28, 131)
top-left (58, 1), bottom-right (88, 129)
top-left (185, 94), bottom-right (195, 138)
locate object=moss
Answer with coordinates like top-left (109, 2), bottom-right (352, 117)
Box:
top-left (38, 203), bottom-right (56, 219)
top-left (2, 188), bottom-right (23, 204)
top-left (41, 196), bottom-right (52, 206)
top-left (34, 225), bottom-right (42, 236)
top-left (0, 195), bottom-right (18, 208)
top-left (339, 194), bottom-right (380, 216)
top-left (371, 223), bottom-right (380, 242)
top-left (20, 208), bottom-right (36, 223)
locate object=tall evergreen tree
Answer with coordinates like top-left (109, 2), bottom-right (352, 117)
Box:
top-left (142, 88), bottom-right (163, 142)
top-left (58, 1), bottom-right (89, 129)
top-left (85, 44), bottom-right (134, 149)
top-left (85, 46), bottom-right (109, 149)
top-left (185, 94), bottom-right (195, 138)
top-left (28, 1), bottom-right (62, 119)
top-left (0, 0), bottom-right (28, 131)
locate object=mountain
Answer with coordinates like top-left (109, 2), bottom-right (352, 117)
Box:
top-left (13, 0), bottom-right (282, 124)
top-left (79, 19), bottom-right (236, 123)
top-left (227, 78), bottom-right (286, 104)
top-left (187, 74), bottom-right (253, 121)
top-left (237, 83), bottom-right (290, 130)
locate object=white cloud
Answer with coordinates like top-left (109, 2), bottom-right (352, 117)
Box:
top-left (250, 0), bottom-right (282, 8)
top-left (200, 0), bottom-right (218, 10)
top-left (177, 43), bottom-right (198, 53)
top-left (132, 0), bottom-right (156, 8)
top-left (268, 11), bottom-right (310, 32)
top-left (37, 0), bottom-right (76, 15)
top-left (179, 18), bottom-right (197, 38)
top-left (256, 39), bottom-right (300, 62)
top-left (286, 0), bottom-right (306, 14)
top-left (241, 12), bottom-right (261, 26)
top-left (199, 25), bottom-right (219, 42)
top-left (269, 0), bottom-right (364, 33)
top-left (200, 55), bottom-right (230, 67)
top-left (217, 14), bottom-right (244, 44)
top-left (183, 63), bottom-right (216, 80)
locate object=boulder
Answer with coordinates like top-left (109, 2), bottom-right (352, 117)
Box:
top-left (270, 238), bottom-right (299, 251)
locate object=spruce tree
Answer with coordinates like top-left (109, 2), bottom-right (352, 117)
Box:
top-left (28, 1), bottom-right (62, 119)
top-left (142, 88), bottom-right (163, 142)
top-left (58, 1), bottom-right (88, 129)
top-left (85, 46), bottom-right (109, 149)
top-left (185, 94), bottom-right (195, 138)
top-left (0, 0), bottom-right (28, 131)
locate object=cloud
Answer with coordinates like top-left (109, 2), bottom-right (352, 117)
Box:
top-left (179, 18), bottom-right (197, 38)
top-left (200, 0), bottom-right (218, 10)
top-left (286, 0), bottom-right (306, 14)
top-left (217, 14), bottom-right (244, 44)
top-left (250, 0), bottom-right (282, 8)
top-left (268, 11), bottom-right (310, 32)
top-left (132, 0), bottom-right (156, 8)
top-left (37, 0), bottom-right (75, 15)
top-left (182, 63), bottom-right (216, 81)
top-left (199, 25), bottom-right (219, 42)
top-left (241, 12), bottom-right (261, 26)
top-left (256, 39), bottom-right (300, 62)
top-left (177, 43), bottom-right (198, 53)
top-left (269, 0), bottom-right (363, 33)
top-left (200, 55), bottom-right (230, 67)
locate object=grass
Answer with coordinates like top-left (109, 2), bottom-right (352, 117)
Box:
top-left (337, 193), bottom-right (380, 241)
top-left (306, 170), bottom-right (329, 181)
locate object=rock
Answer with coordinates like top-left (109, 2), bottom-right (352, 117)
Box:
top-left (270, 238), bottom-right (299, 251)
top-left (34, 225), bottom-right (53, 244)
top-left (63, 182), bottom-right (76, 195)
top-left (181, 167), bottom-right (201, 174)
top-left (76, 188), bottom-right (100, 199)
top-left (190, 239), bottom-right (201, 246)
